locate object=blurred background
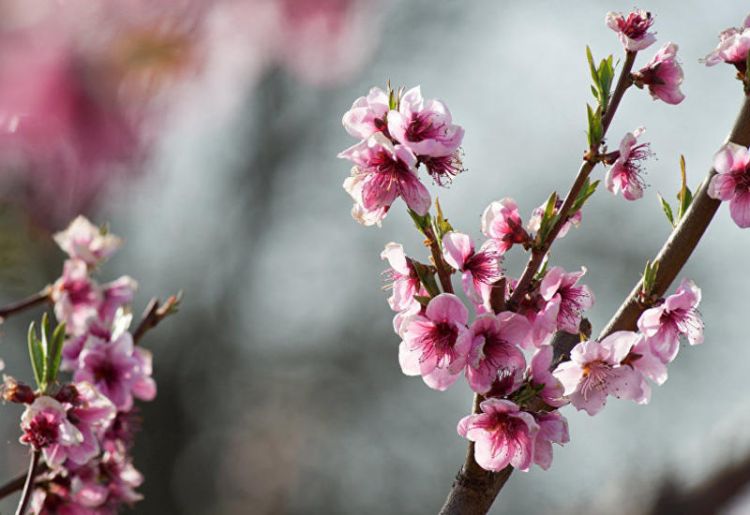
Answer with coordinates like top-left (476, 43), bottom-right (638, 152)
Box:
top-left (0, 1), bottom-right (749, 513)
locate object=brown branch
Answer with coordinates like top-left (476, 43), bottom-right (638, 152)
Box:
top-left (424, 225), bottom-right (454, 294)
top-left (132, 292), bottom-right (182, 345)
top-left (508, 51), bottom-right (636, 309)
top-left (0, 287), bottom-right (51, 322)
top-left (15, 451), bottom-right (39, 515)
top-left (600, 94), bottom-right (750, 338)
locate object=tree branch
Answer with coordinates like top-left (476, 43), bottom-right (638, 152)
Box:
top-left (600, 94), bottom-right (750, 338)
top-left (132, 292), bottom-right (182, 345)
top-left (508, 51), bottom-right (636, 308)
top-left (0, 287), bottom-right (51, 322)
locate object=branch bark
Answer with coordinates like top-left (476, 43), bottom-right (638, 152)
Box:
top-left (0, 288), bottom-right (51, 322)
top-left (600, 94), bottom-right (750, 338)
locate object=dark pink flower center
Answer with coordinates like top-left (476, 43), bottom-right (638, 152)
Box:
top-left (731, 167), bottom-right (750, 193)
top-left (22, 413), bottom-right (61, 449)
top-left (370, 149), bottom-right (412, 183)
top-left (465, 250), bottom-right (501, 285)
top-left (422, 151), bottom-right (464, 186)
top-left (616, 11), bottom-right (653, 39)
top-left (558, 285), bottom-right (590, 328)
top-left (65, 279), bottom-right (95, 305)
top-left (420, 321), bottom-right (459, 363)
top-left (580, 361), bottom-right (613, 399)
top-left (405, 113), bottom-right (446, 143)
top-left (93, 359), bottom-right (124, 388)
top-left (661, 307), bottom-right (702, 337)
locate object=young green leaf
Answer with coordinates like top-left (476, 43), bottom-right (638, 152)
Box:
top-left (434, 198), bottom-right (454, 240)
top-left (676, 155), bottom-right (694, 222)
top-left (658, 193), bottom-right (676, 227)
top-left (407, 209), bottom-right (432, 235)
top-left (412, 261), bottom-right (441, 298)
top-left (27, 322), bottom-right (45, 391)
top-left (46, 322), bottom-right (66, 385)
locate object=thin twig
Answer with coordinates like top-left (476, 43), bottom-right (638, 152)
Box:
top-left (424, 225), bottom-right (454, 294)
top-left (15, 450), bottom-right (39, 515)
top-left (600, 94), bottom-right (750, 338)
top-left (508, 51), bottom-right (637, 309)
top-left (132, 292), bottom-right (182, 345)
top-left (0, 287), bottom-right (51, 322)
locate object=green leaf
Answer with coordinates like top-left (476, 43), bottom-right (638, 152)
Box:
top-left (573, 179), bottom-right (600, 211)
top-left (46, 322), bottom-right (66, 385)
top-left (676, 155), bottom-right (694, 221)
top-left (537, 192), bottom-right (559, 243)
top-left (642, 260), bottom-right (660, 297)
top-left (27, 322), bottom-right (45, 391)
top-left (412, 261), bottom-right (440, 298)
top-left (433, 198), bottom-right (453, 240)
top-left (586, 46), bottom-right (599, 90)
top-left (658, 194), bottom-right (675, 227)
top-left (407, 209), bottom-right (432, 235)
top-left (413, 295), bottom-right (432, 308)
top-left (586, 103), bottom-right (602, 147)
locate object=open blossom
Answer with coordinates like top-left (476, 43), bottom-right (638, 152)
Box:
top-left (529, 345), bottom-right (567, 407)
top-left (442, 232), bottom-right (502, 304)
top-left (627, 335), bottom-right (668, 387)
top-left (637, 278), bottom-right (703, 363)
top-left (539, 267), bottom-right (594, 334)
top-left (457, 399), bottom-right (538, 472)
top-left (527, 199), bottom-right (581, 239)
top-left (465, 314), bottom-right (528, 394)
top-left (399, 293), bottom-right (471, 391)
top-left (533, 411), bottom-right (569, 470)
top-left (606, 10), bottom-right (656, 51)
top-left (387, 86), bottom-right (464, 158)
top-left (708, 143), bottom-right (750, 227)
top-left (343, 167), bottom-right (389, 226)
top-left (339, 132), bottom-right (430, 215)
top-left (481, 198), bottom-right (529, 253)
top-left (381, 242), bottom-right (422, 312)
top-left (74, 332), bottom-right (157, 411)
top-left (702, 16), bottom-right (750, 70)
top-left (20, 397), bottom-right (81, 453)
top-left (421, 150), bottom-right (465, 186)
top-left (52, 259), bottom-right (102, 335)
top-left (553, 331), bottom-right (644, 416)
top-left (635, 42), bottom-right (685, 105)
top-left (605, 127), bottom-right (651, 201)
top-left (54, 216), bottom-right (122, 266)
top-left (342, 86), bottom-right (390, 140)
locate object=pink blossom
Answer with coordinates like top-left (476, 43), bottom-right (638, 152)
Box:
top-left (605, 10), bottom-right (656, 51)
top-left (98, 276), bottom-right (138, 329)
top-left (74, 332), bottom-right (156, 411)
top-left (442, 232), bottom-right (502, 304)
top-left (553, 331), bottom-right (644, 415)
top-left (381, 242), bottom-right (421, 312)
top-left (54, 216), bottom-right (122, 266)
top-left (529, 345), bottom-right (567, 407)
top-left (464, 314), bottom-right (528, 394)
top-left (52, 259), bottom-right (102, 336)
top-left (481, 198), bottom-right (530, 253)
top-left (387, 86), bottom-right (464, 158)
top-left (637, 278), bottom-right (703, 363)
top-left (421, 150), bottom-right (465, 186)
top-left (457, 399), bottom-right (538, 472)
top-left (626, 335), bottom-right (668, 387)
top-left (339, 132), bottom-right (431, 215)
top-left (708, 143), bottom-right (750, 227)
top-left (342, 167), bottom-right (389, 226)
top-left (399, 293), bottom-right (471, 391)
top-left (20, 396), bottom-right (82, 454)
top-left (702, 16), bottom-right (750, 70)
top-left (527, 199), bottom-right (581, 239)
top-left (635, 42), bottom-right (685, 105)
top-left (532, 411), bottom-right (569, 470)
top-left (342, 87), bottom-right (389, 139)
top-left (47, 382), bottom-right (117, 468)
top-left (605, 127), bottom-right (651, 201)
top-left (539, 266), bottom-right (594, 334)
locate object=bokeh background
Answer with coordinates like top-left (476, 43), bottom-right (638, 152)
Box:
top-left (0, 1), bottom-right (750, 513)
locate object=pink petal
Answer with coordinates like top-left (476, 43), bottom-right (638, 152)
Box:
top-left (425, 293), bottom-right (468, 325)
top-left (442, 232), bottom-right (474, 271)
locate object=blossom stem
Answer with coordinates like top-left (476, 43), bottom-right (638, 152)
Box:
top-left (600, 94), bottom-right (750, 338)
top-left (424, 225), bottom-right (454, 294)
top-left (15, 450), bottom-right (39, 515)
top-left (0, 287), bottom-right (51, 321)
top-left (507, 51), bottom-right (636, 310)
top-left (132, 292), bottom-right (182, 345)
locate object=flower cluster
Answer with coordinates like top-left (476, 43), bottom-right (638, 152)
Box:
top-left (339, 86), bottom-right (465, 226)
top-left (339, 9), bottom-right (715, 476)
top-left (7, 216), bottom-right (158, 513)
